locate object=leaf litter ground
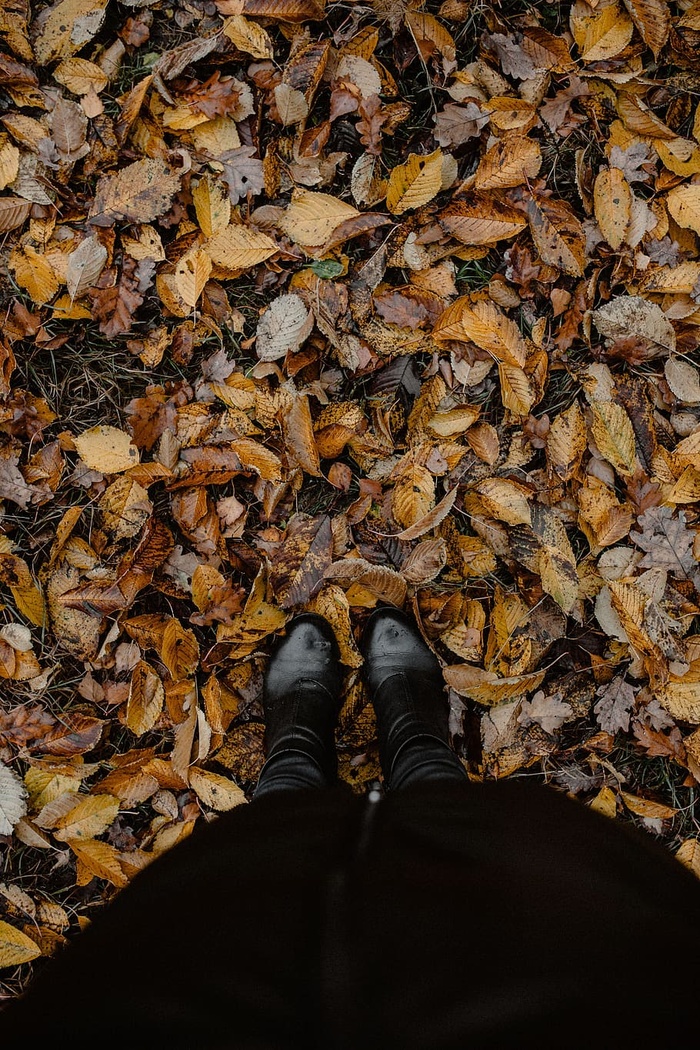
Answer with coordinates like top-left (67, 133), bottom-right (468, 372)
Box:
top-left (3, 0), bottom-right (700, 986)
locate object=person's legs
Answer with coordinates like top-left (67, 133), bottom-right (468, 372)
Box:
top-left (254, 614), bottom-right (344, 799)
top-left (361, 608), bottom-right (468, 790)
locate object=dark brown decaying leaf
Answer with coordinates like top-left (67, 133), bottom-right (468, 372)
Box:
top-left (270, 514), bottom-right (334, 608)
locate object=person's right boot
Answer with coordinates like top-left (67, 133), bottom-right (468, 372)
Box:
top-left (361, 607), bottom-right (458, 786)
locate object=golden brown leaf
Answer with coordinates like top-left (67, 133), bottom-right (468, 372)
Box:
top-left (189, 767), bottom-right (247, 810)
top-left (386, 148), bottom-right (443, 215)
top-left (546, 400), bottom-right (586, 480)
top-left (590, 401), bottom-right (637, 478)
top-left (444, 664), bottom-right (545, 704)
top-left (0, 919), bottom-right (42, 966)
top-left (74, 425), bottom-right (139, 474)
top-left (126, 661), bottom-right (164, 736)
top-left (68, 838), bottom-right (128, 888)
top-left (473, 136), bottom-right (541, 191)
top-left (439, 195), bottom-right (527, 245)
top-left (621, 0), bottom-right (670, 57)
top-left (594, 168), bottom-right (631, 250)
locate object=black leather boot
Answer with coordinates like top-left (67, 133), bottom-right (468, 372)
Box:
top-left (361, 607), bottom-right (467, 789)
top-left (255, 614), bottom-right (343, 797)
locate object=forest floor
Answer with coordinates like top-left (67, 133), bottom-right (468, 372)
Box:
top-left (2, 0), bottom-right (700, 996)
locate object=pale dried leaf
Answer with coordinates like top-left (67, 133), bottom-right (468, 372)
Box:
top-left (256, 294), bottom-right (313, 361)
top-left (0, 763), bottom-right (27, 836)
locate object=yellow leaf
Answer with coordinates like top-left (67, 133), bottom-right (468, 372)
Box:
top-left (160, 619), bottom-right (199, 681)
top-left (655, 137), bottom-right (700, 178)
top-left (525, 194), bottom-right (585, 276)
top-left (189, 767), bottom-right (247, 810)
top-left (386, 148), bottom-right (443, 215)
top-left (474, 478), bottom-right (532, 526)
top-left (9, 245), bottom-right (60, 305)
top-left (281, 189), bottom-right (360, 248)
top-left (620, 791), bottom-right (678, 819)
top-left (0, 554), bottom-right (46, 627)
top-left (676, 838), bottom-right (700, 878)
top-left (433, 298), bottom-right (527, 365)
top-left (395, 486), bottom-right (458, 541)
top-left (573, 2), bottom-right (634, 61)
top-left (608, 580), bottom-right (656, 659)
top-left (222, 14), bottom-right (274, 58)
top-left (406, 10), bottom-right (456, 61)
top-left (192, 175), bottom-right (231, 239)
top-left (473, 136), bottom-right (541, 191)
top-left (659, 669), bottom-right (700, 724)
top-left (230, 437), bottom-right (283, 481)
top-left (32, 0), bottom-right (108, 65)
top-left (24, 768), bottom-right (82, 811)
top-left (499, 363), bottom-right (535, 415)
top-left (175, 248), bottom-right (212, 308)
top-left (90, 158), bottom-right (181, 226)
top-left (99, 476), bottom-right (151, 541)
top-left (486, 97), bottom-right (538, 132)
top-left (427, 407), bottom-right (480, 438)
top-left (205, 223), bottom-right (278, 271)
top-left (52, 794), bottom-right (120, 842)
top-left (444, 664), bottom-right (545, 704)
top-left (192, 564), bottom-right (226, 612)
top-left (590, 786), bottom-right (618, 819)
top-left (73, 425), bottom-right (139, 474)
top-left (309, 584), bottom-right (364, 667)
top-left (325, 558), bottom-right (407, 607)
top-left (69, 838), bottom-right (128, 888)
top-left (642, 261), bottom-right (700, 293)
top-left (391, 460), bottom-right (435, 528)
top-left (191, 116), bottom-right (241, 156)
top-left (53, 57), bottom-right (108, 95)
top-left (121, 225), bottom-right (166, 262)
top-left (282, 392), bottom-right (322, 477)
top-left (594, 168), bottom-right (631, 250)
top-left (126, 661), bottom-right (164, 736)
top-left (0, 135), bottom-right (20, 191)
top-left (666, 465), bottom-right (700, 504)
top-left (546, 400), bottom-right (586, 480)
top-left (439, 195), bottom-right (527, 245)
top-left (667, 183), bottom-right (700, 235)
top-left (0, 919), bottom-right (42, 967)
top-left (590, 401), bottom-right (637, 477)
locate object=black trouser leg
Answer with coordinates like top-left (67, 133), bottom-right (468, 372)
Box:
top-left (253, 748), bottom-right (328, 799)
top-left (388, 736), bottom-right (468, 790)
top-left (371, 674), bottom-right (468, 790)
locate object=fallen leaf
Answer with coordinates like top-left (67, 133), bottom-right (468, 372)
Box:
top-left (0, 763), bottom-right (27, 836)
top-left (256, 293), bottom-right (313, 361)
top-left (90, 158), bottom-right (181, 226)
top-left (0, 919), bottom-right (42, 967)
top-left (386, 148), bottom-right (443, 214)
top-left (73, 425), bottom-right (139, 474)
top-left (189, 767), bottom-right (247, 810)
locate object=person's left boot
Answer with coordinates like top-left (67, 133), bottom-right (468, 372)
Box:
top-left (262, 614), bottom-right (343, 782)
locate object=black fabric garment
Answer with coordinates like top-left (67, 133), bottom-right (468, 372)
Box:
top-left (3, 780), bottom-right (700, 1049)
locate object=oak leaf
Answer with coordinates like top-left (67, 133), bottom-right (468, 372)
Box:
top-left (595, 676), bottom-right (637, 734)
